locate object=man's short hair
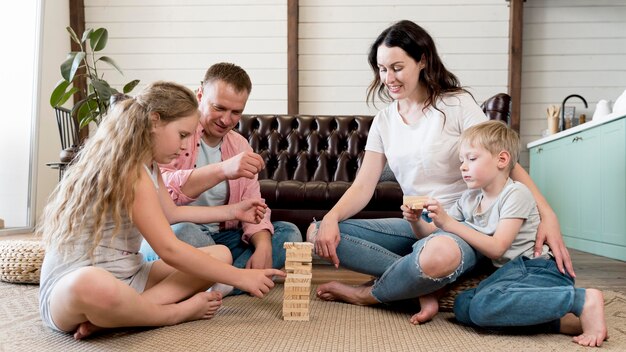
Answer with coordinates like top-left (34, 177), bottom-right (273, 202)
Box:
top-left (202, 62), bottom-right (252, 94)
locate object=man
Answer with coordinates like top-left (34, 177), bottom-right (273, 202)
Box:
top-left (141, 63), bottom-right (301, 294)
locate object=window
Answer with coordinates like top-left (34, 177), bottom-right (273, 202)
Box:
top-left (0, 0), bottom-right (43, 233)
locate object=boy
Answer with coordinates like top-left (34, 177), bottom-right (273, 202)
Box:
top-left (402, 120), bottom-right (607, 347)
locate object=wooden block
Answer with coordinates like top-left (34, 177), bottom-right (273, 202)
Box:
top-left (284, 242), bottom-right (313, 250)
top-left (283, 314), bottom-right (309, 321)
top-left (0, 218), bottom-right (4, 229)
top-left (285, 261), bottom-right (312, 274)
top-left (403, 195), bottom-right (428, 210)
top-left (284, 294), bottom-right (310, 300)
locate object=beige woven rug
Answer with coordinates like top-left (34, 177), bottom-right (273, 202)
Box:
top-left (1, 282), bottom-right (625, 352)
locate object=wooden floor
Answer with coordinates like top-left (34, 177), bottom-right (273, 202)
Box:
top-left (311, 249), bottom-right (626, 294)
top-left (2, 233), bottom-right (624, 293)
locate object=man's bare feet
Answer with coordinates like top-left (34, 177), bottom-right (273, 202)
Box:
top-left (176, 291), bottom-right (223, 323)
top-left (316, 281), bottom-right (378, 305)
top-left (410, 293), bottom-right (439, 325)
top-left (572, 289), bottom-right (607, 347)
top-left (73, 321), bottom-right (103, 340)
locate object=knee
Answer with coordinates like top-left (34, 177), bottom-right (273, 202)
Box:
top-left (67, 267), bottom-right (122, 311)
top-left (419, 236), bottom-right (461, 278)
top-left (172, 222), bottom-right (213, 246)
top-left (272, 221), bottom-right (302, 242)
top-left (200, 244), bottom-right (232, 265)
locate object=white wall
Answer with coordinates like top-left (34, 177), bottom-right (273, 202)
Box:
top-left (520, 0), bottom-right (626, 167)
top-left (299, 0), bottom-right (509, 115)
top-left (34, 1), bottom-right (71, 228)
top-left (85, 0), bottom-right (287, 113)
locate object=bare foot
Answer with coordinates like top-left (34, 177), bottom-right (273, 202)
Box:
top-left (410, 293), bottom-right (439, 325)
top-left (572, 289), bottom-right (607, 347)
top-left (176, 291), bottom-right (223, 323)
top-left (316, 281), bottom-right (378, 305)
top-left (73, 321), bottom-right (103, 340)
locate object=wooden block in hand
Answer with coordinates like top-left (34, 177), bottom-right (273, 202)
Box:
top-left (403, 195), bottom-right (428, 210)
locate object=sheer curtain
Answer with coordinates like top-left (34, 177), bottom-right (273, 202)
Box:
top-left (0, 0), bottom-right (43, 233)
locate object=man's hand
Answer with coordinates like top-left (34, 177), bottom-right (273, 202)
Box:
top-left (232, 199), bottom-right (267, 224)
top-left (247, 231), bottom-right (273, 269)
top-left (221, 151), bottom-right (265, 180)
top-left (535, 210), bottom-right (575, 277)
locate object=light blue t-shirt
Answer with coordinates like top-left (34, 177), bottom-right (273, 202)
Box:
top-left (447, 178), bottom-right (549, 267)
top-left (189, 139), bottom-right (228, 232)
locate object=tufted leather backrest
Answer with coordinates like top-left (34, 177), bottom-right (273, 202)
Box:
top-left (481, 92), bottom-right (511, 124)
top-left (237, 93), bottom-right (511, 186)
top-left (237, 115), bottom-right (373, 184)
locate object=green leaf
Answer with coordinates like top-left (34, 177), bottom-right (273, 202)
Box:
top-left (76, 99), bottom-right (100, 128)
top-left (80, 28), bottom-right (93, 44)
top-left (57, 87), bottom-right (79, 107)
top-left (90, 28), bottom-right (108, 52)
top-left (98, 56), bottom-right (123, 75)
top-left (60, 52), bottom-right (86, 82)
top-left (50, 80), bottom-right (71, 107)
top-left (123, 80), bottom-right (140, 94)
top-left (66, 26), bottom-right (80, 45)
top-left (91, 78), bottom-right (113, 102)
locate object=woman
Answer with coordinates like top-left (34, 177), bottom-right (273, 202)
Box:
top-left (309, 20), bottom-right (573, 324)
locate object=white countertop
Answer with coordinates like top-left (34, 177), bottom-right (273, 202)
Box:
top-left (527, 112), bottom-right (626, 148)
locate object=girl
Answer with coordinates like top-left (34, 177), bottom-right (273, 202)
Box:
top-left (38, 81), bottom-right (284, 339)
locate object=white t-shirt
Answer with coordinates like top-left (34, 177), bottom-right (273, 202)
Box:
top-left (366, 92), bottom-right (487, 208)
top-left (190, 139), bottom-right (227, 232)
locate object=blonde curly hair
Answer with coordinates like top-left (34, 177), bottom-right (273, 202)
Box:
top-left (38, 81), bottom-right (198, 257)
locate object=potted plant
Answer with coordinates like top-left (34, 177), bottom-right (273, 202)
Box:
top-left (49, 26), bottom-right (140, 129)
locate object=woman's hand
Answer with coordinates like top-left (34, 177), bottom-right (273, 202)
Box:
top-left (315, 217), bottom-right (342, 268)
top-left (535, 210), bottom-right (575, 277)
top-left (232, 198), bottom-right (267, 224)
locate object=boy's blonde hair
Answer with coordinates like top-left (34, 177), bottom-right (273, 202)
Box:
top-left (39, 81), bottom-right (199, 257)
top-left (460, 120), bottom-right (519, 172)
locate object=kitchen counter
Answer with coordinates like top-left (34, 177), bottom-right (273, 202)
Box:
top-left (527, 114), bottom-right (625, 261)
top-left (528, 111), bottom-right (626, 148)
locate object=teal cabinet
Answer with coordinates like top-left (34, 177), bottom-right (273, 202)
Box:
top-left (529, 116), bottom-right (626, 261)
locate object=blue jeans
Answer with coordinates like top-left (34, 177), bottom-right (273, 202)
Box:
top-left (453, 255), bottom-right (585, 332)
top-left (140, 221), bottom-right (301, 294)
top-left (315, 218), bottom-right (482, 303)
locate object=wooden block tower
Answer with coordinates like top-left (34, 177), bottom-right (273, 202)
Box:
top-left (282, 242), bottom-right (313, 321)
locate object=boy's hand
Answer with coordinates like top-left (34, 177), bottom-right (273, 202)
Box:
top-left (401, 204), bottom-right (422, 222)
top-left (233, 198), bottom-right (267, 224)
top-left (424, 199), bottom-right (453, 230)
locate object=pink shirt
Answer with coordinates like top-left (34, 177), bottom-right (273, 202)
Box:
top-left (160, 125), bottom-right (274, 243)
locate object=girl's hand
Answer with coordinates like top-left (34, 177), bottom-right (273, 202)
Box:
top-left (236, 268), bottom-right (285, 298)
top-left (401, 204), bottom-right (423, 223)
top-left (424, 199), bottom-right (453, 230)
top-left (233, 198), bottom-right (267, 224)
top-left (315, 218), bottom-right (341, 268)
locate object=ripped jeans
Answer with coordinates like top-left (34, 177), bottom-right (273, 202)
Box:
top-left (318, 218), bottom-right (482, 303)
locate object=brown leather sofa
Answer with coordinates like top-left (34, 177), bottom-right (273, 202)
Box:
top-left (236, 93), bottom-right (511, 237)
